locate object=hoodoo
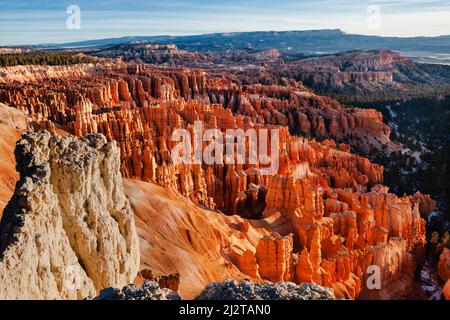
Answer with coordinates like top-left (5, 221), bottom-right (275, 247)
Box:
top-left (0, 45), bottom-right (446, 301)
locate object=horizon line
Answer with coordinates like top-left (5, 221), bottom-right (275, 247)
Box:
top-left (3, 28), bottom-right (450, 48)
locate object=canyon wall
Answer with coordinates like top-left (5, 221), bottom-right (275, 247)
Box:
top-left (0, 62), bottom-right (433, 299)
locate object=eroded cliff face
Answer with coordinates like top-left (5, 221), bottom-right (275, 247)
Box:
top-left (0, 63), bottom-right (397, 208)
top-left (281, 50), bottom-right (450, 97)
top-left (0, 62), bottom-right (434, 299)
top-left (0, 131), bottom-right (139, 299)
top-left (0, 62), bottom-right (397, 156)
top-left (284, 50), bottom-right (403, 92)
top-left (93, 43), bottom-right (207, 66)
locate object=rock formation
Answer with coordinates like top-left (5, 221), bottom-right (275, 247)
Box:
top-left (94, 281), bottom-right (181, 300)
top-left (196, 279), bottom-right (335, 300)
top-left (0, 61), bottom-right (399, 157)
top-left (284, 50), bottom-right (403, 92)
top-left (0, 131), bottom-right (139, 299)
top-left (138, 269), bottom-right (181, 291)
top-left (124, 178), bottom-right (272, 299)
top-left (93, 43), bottom-right (207, 66)
top-left (0, 60), bottom-right (434, 300)
top-left (255, 234), bottom-right (293, 282)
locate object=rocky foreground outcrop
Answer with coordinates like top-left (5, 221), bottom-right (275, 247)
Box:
top-left (94, 279), bottom-right (334, 301)
top-left (0, 131), bottom-right (139, 299)
top-left (94, 281), bottom-right (181, 300)
top-left (196, 279), bottom-right (334, 300)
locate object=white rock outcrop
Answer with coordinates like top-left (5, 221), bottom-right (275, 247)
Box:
top-left (0, 131), bottom-right (140, 299)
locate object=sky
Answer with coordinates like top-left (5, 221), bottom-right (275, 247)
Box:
top-left (0, 0), bottom-right (450, 46)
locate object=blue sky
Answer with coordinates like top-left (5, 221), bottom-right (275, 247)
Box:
top-left (1, 0), bottom-right (450, 45)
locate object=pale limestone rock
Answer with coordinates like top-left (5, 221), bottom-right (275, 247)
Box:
top-left (0, 131), bottom-right (139, 299)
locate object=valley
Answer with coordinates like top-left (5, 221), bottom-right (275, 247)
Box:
top-left (0, 34), bottom-right (449, 300)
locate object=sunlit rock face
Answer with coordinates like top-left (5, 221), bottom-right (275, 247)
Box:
top-left (0, 131), bottom-right (140, 300)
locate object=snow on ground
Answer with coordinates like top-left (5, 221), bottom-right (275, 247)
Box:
top-left (419, 260), bottom-right (444, 300)
top-left (385, 105), bottom-right (400, 137)
top-left (387, 103), bottom-right (430, 164)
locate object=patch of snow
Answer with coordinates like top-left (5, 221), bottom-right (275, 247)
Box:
top-left (427, 210), bottom-right (442, 223)
top-left (419, 261), bottom-right (443, 300)
top-left (386, 105), bottom-right (400, 137)
top-left (411, 150), bottom-right (422, 163)
top-left (386, 105), bottom-right (397, 118)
